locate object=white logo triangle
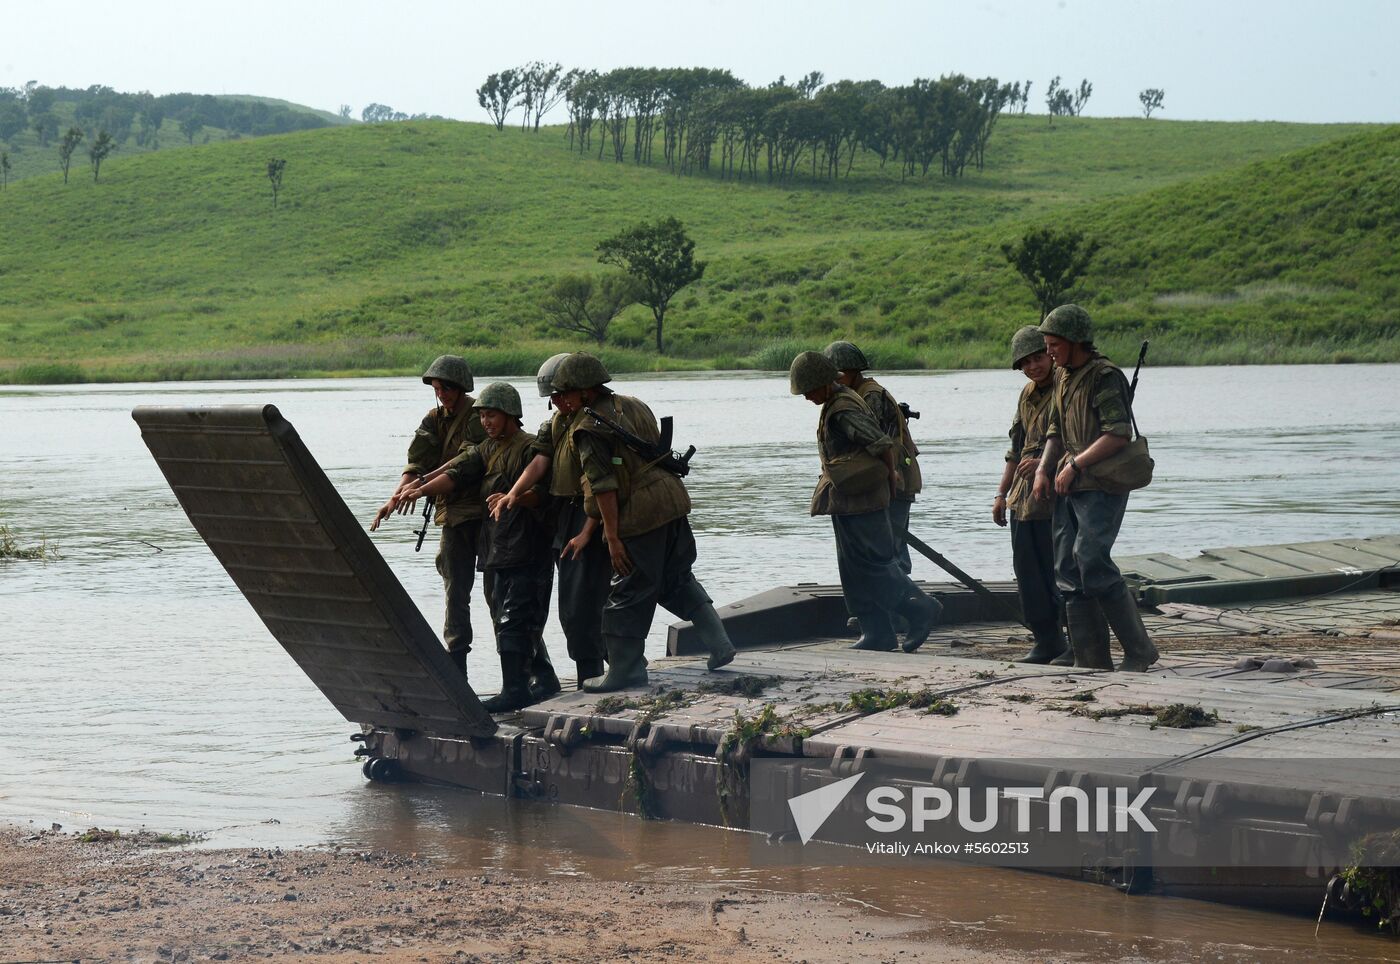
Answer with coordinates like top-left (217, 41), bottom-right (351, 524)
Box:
top-left (787, 773), bottom-right (864, 844)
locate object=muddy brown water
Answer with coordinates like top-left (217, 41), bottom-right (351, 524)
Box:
top-left (3, 366), bottom-right (1400, 959)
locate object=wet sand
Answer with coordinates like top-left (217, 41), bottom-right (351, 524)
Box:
top-left (0, 825), bottom-right (1006, 963)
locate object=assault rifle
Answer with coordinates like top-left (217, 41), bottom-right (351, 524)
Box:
top-left (582, 407), bottom-right (696, 477)
top-left (1129, 340), bottom-right (1149, 401)
top-left (898, 401), bottom-right (920, 421)
top-left (412, 495), bottom-right (434, 552)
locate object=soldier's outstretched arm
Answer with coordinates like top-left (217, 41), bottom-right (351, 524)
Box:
top-left (490, 453), bottom-right (551, 520)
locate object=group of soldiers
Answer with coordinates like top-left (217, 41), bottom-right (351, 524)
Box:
top-left (372, 302), bottom-right (1156, 714)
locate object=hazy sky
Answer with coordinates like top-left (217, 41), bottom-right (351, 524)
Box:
top-left (5, 0), bottom-right (1397, 124)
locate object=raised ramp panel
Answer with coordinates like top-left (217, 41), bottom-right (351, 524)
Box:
top-left (133, 404), bottom-right (495, 738)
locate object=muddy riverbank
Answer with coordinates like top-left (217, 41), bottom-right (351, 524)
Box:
top-left (0, 825), bottom-right (1011, 963)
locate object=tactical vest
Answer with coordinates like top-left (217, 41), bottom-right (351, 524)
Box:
top-left (547, 409), bottom-right (586, 499)
top-left (810, 387), bottom-right (891, 517)
top-left (432, 398), bottom-right (486, 526)
top-left (574, 394), bottom-right (691, 539)
top-left (1054, 355), bottom-right (1129, 494)
top-left (856, 377), bottom-right (922, 501)
top-left (1006, 380), bottom-right (1055, 520)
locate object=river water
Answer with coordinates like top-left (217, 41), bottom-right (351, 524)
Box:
top-left (3, 365), bottom-right (1399, 959)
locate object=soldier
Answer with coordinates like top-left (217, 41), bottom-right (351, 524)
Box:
top-left (492, 352), bottom-right (612, 688)
top-left (371, 355), bottom-right (487, 676)
top-left (1031, 305), bottom-right (1158, 672)
top-left (822, 341), bottom-right (923, 573)
top-left (544, 351), bottom-right (736, 692)
top-left (789, 351), bottom-right (942, 653)
top-left (994, 326), bottom-right (1068, 664)
top-left (402, 383), bottom-right (555, 712)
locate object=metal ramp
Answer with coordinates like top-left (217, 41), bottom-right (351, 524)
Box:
top-left (133, 404), bottom-right (495, 738)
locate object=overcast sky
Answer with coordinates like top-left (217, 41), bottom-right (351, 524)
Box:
top-left (5, 0), bottom-right (1396, 125)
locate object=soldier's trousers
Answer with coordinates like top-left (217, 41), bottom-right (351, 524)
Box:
top-left (436, 519), bottom-right (481, 660)
top-left (486, 561), bottom-right (552, 654)
top-left (888, 497), bottom-right (914, 575)
top-left (603, 517), bottom-right (712, 640)
top-left (832, 509), bottom-right (921, 623)
top-left (1052, 490), bottom-right (1129, 601)
top-left (554, 500), bottom-right (610, 664)
top-left (1009, 513), bottom-right (1060, 626)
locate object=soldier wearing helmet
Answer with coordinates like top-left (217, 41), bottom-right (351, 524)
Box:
top-left (789, 351), bottom-right (942, 654)
top-left (491, 352), bottom-right (613, 688)
top-left (371, 355), bottom-right (488, 676)
top-left (993, 326), bottom-right (1068, 664)
top-left (822, 341), bottom-right (923, 574)
top-left (1031, 305), bottom-right (1158, 672)
top-left (518, 351), bottom-right (736, 692)
top-left (402, 382), bottom-right (558, 711)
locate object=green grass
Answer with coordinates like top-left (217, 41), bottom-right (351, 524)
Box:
top-left (0, 114), bottom-right (1395, 383)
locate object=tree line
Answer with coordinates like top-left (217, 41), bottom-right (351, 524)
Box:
top-left (0, 82), bottom-right (331, 153)
top-left (479, 65), bottom-right (1025, 183)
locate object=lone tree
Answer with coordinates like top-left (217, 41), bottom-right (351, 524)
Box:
top-left (1001, 227), bottom-right (1101, 320)
top-left (58, 126), bottom-right (83, 184)
top-left (476, 69), bottom-right (522, 131)
top-left (267, 157), bottom-right (286, 207)
top-left (540, 272), bottom-right (640, 345)
top-left (1, 151), bottom-right (10, 190)
top-left (88, 130), bottom-right (115, 181)
top-left (596, 216), bottom-right (706, 354)
top-left (178, 113), bottom-right (203, 145)
top-left (1139, 88), bottom-right (1165, 119)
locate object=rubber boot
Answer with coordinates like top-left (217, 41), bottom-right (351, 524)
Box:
top-left (1017, 619), bottom-right (1069, 664)
top-left (448, 647), bottom-right (469, 677)
top-left (582, 636), bottom-right (648, 692)
top-left (1065, 598), bottom-right (1113, 670)
top-left (899, 593), bottom-right (943, 653)
top-left (850, 610), bottom-right (898, 651)
top-left (1099, 584), bottom-right (1160, 673)
top-left (527, 634), bottom-right (562, 701)
top-left (574, 659), bottom-right (604, 690)
top-left (482, 651), bottom-right (535, 713)
top-left (689, 604), bottom-right (736, 671)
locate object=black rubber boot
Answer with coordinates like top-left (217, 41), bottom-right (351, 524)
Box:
top-left (482, 651), bottom-right (535, 713)
top-left (899, 593), bottom-right (943, 653)
top-left (448, 647), bottom-right (469, 676)
top-left (528, 634), bottom-right (562, 701)
top-left (582, 636), bottom-right (648, 693)
top-left (850, 611), bottom-right (898, 651)
top-left (574, 659), bottom-right (604, 690)
top-left (1017, 619), bottom-right (1069, 664)
top-left (1099, 584), bottom-right (1160, 673)
top-left (689, 604), bottom-right (736, 671)
top-left (1066, 598), bottom-right (1113, 670)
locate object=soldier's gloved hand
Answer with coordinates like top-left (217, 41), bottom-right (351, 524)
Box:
top-left (606, 536), bottom-right (632, 577)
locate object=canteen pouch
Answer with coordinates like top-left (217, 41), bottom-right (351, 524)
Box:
top-left (1089, 427), bottom-right (1153, 494)
top-left (826, 450), bottom-right (889, 496)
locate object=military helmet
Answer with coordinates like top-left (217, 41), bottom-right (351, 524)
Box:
top-left (1010, 325), bottom-right (1048, 370)
top-left (823, 340), bottom-right (869, 372)
top-left (550, 352), bottom-right (611, 393)
top-left (421, 354), bottom-right (474, 392)
top-left (788, 351), bottom-right (838, 395)
top-left (535, 352), bottom-right (572, 398)
top-left (473, 381), bottom-right (523, 418)
top-left (1038, 304), bottom-right (1094, 344)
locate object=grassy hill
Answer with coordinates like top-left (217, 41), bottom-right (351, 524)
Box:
top-left (0, 114), bottom-right (1395, 383)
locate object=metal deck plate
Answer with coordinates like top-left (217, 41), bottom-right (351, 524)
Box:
top-left (133, 404), bottom-right (495, 738)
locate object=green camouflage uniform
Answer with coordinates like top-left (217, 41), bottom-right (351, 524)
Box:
top-left (1043, 355), bottom-right (1134, 599)
top-left (403, 400), bottom-right (488, 667)
top-left (1004, 379), bottom-right (1060, 643)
